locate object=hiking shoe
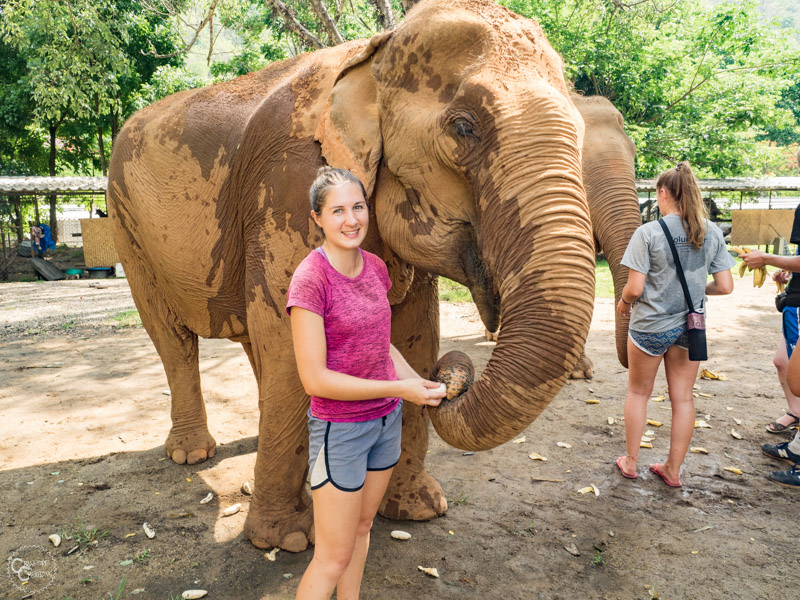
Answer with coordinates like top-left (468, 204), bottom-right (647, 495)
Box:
top-left (767, 465), bottom-right (800, 488)
top-left (762, 441), bottom-right (800, 464)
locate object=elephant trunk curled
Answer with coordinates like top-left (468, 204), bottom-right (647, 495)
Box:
top-left (429, 109), bottom-right (595, 450)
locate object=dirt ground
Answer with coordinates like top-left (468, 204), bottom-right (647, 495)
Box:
top-left (0, 273), bottom-right (796, 600)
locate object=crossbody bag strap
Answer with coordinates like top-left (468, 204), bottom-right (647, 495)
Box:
top-left (657, 219), bottom-right (696, 312)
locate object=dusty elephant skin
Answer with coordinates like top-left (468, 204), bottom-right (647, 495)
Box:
top-left (107, 0), bottom-right (595, 550)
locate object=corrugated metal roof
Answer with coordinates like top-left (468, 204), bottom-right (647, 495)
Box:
top-left (636, 177), bottom-right (800, 192)
top-left (1, 175), bottom-right (797, 195)
top-left (0, 176), bottom-right (107, 194)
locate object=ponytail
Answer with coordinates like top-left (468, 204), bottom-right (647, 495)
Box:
top-left (656, 161), bottom-right (707, 250)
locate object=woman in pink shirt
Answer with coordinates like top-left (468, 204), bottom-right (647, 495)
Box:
top-left (287, 167), bottom-right (446, 600)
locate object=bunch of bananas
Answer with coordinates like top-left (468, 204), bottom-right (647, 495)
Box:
top-left (729, 246), bottom-right (768, 288)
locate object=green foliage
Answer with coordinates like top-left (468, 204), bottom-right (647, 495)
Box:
top-left (594, 258), bottom-right (615, 299)
top-left (61, 516), bottom-right (110, 549)
top-left (438, 278), bottom-right (473, 303)
top-left (110, 309), bottom-right (143, 328)
top-left (501, 0), bottom-right (800, 177)
top-left (1, 0), bottom-right (131, 125)
top-left (0, 0), bottom-right (188, 178)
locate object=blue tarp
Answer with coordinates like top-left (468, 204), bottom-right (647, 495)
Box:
top-left (38, 223), bottom-right (56, 251)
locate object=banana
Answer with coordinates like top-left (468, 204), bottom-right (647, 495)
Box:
top-left (738, 261), bottom-right (748, 278)
top-left (778, 280), bottom-right (786, 293)
top-left (729, 246), bottom-right (747, 255)
top-left (753, 267), bottom-right (767, 288)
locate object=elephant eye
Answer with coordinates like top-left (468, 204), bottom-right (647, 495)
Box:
top-left (452, 117), bottom-right (479, 140)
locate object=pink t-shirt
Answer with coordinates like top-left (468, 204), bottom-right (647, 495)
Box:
top-left (286, 248), bottom-right (400, 422)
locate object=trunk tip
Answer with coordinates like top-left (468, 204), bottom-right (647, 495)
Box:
top-left (430, 350), bottom-right (474, 401)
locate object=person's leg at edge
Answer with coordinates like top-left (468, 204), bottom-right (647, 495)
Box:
top-left (772, 339), bottom-right (800, 430)
top-left (335, 468), bottom-right (394, 600)
top-left (621, 336), bottom-right (663, 476)
top-left (295, 483), bottom-right (362, 600)
top-left (661, 344), bottom-right (701, 484)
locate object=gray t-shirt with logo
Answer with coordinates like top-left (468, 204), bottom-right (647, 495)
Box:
top-left (621, 214), bottom-right (735, 333)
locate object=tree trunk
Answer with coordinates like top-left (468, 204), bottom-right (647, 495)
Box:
top-left (374, 0), bottom-right (396, 29)
top-left (400, 0), bottom-right (422, 13)
top-left (48, 124), bottom-right (58, 243)
top-left (111, 100), bottom-right (120, 142)
top-left (309, 0), bottom-right (344, 44)
top-left (97, 126), bottom-right (107, 176)
top-left (13, 197), bottom-right (23, 242)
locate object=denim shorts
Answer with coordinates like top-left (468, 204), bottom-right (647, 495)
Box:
top-left (307, 400), bottom-right (402, 492)
top-left (784, 306), bottom-right (799, 358)
top-left (629, 327), bottom-right (689, 357)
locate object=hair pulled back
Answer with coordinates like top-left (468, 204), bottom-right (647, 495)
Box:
top-left (656, 161), bottom-right (707, 250)
top-left (309, 166), bottom-right (368, 213)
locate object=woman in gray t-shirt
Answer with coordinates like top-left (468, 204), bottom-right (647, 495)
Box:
top-left (615, 162), bottom-right (734, 487)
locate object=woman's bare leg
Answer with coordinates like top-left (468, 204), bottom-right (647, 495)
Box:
top-left (661, 344), bottom-right (701, 483)
top-left (295, 485), bottom-right (362, 600)
top-left (336, 468), bottom-right (394, 600)
top-left (621, 337), bottom-right (663, 475)
top-left (772, 341), bottom-right (800, 428)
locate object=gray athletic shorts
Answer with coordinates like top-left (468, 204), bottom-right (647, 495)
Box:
top-left (308, 400), bottom-right (403, 492)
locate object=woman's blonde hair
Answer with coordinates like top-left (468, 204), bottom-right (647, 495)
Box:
top-left (309, 166), bottom-right (367, 213)
top-left (656, 161), bottom-right (707, 250)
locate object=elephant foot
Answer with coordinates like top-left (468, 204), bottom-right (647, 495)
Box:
top-left (569, 353), bottom-right (594, 380)
top-left (379, 467), bottom-right (448, 521)
top-left (165, 427), bottom-right (217, 465)
top-left (244, 498), bottom-right (314, 552)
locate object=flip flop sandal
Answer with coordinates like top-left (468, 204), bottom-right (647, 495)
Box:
top-left (649, 463), bottom-right (682, 488)
top-left (616, 456), bottom-right (638, 479)
top-left (766, 413), bottom-right (800, 434)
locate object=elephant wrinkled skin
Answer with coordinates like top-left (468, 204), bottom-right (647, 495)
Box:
top-left (485, 95), bottom-right (641, 378)
top-left (107, 0), bottom-right (595, 551)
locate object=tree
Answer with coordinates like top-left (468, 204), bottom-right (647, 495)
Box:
top-left (501, 0), bottom-right (800, 177)
top-left (0, 0), bottom-right (193, 235)
top-left (0, 39), bottom-right (47, 178)
top-left (141, 0), bottom-right (416, 64)
top-left (1, 0), bottom-right (132, 238)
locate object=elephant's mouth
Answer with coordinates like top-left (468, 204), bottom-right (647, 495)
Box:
top-left (460, 239), bottom-right (500, 333)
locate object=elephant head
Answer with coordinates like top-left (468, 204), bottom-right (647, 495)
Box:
top-left (571, 95), bottom-right (642, 368)
top-left (317, 0), bottom-right (595, 450)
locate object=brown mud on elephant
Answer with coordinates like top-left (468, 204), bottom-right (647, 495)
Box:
top-left (107, 0), bottom-right (595, 551)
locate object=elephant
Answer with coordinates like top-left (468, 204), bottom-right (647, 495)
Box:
top-left (485, 95), bottom-right (642, 378)
top-left (570, 94), bottom-right (642, 375)
top-left (107, 0), bottom-right (595, 552)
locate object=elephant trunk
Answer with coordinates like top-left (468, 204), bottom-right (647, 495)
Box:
top-left (583, 158), bottom-right (642, 368)
top-left (429, 124), bottom-right (595, 450)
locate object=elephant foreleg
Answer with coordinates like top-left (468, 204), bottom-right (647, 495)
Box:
top-left (569, 349), bottom-right (594, 380)
top-left (380, 272), bottom-right (448, 520)
top-left (241, 316), bottom-right (314, 552)
top-left (123, 260), bottom-right (216, 465)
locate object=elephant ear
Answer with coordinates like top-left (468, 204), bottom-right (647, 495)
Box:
top-left (315, 31), bottom-right (392, 198)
